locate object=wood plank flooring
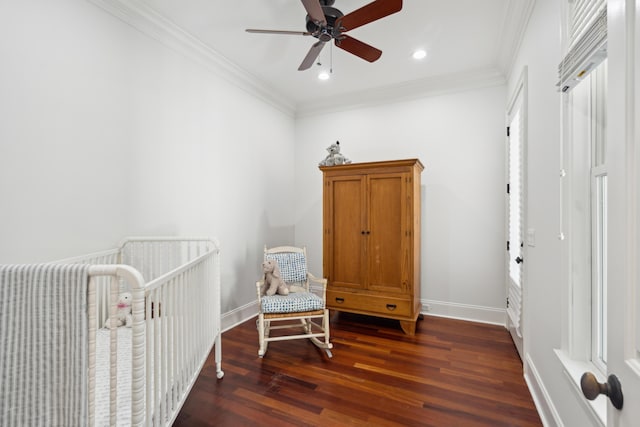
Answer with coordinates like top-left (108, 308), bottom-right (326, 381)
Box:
top-left (174, 313), bottom-right (541, 427)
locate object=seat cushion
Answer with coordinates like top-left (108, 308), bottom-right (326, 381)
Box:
top-left (261, 292), bottom-right (325, 314)
top-left (265, 252), bottom-right (307, 283)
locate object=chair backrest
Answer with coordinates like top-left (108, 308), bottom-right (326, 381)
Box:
top-left (264, 246), bottom-right (308, 284)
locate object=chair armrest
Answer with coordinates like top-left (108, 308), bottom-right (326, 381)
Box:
top-left (307, 273), bottom-right (327, 300)
top-left (307, 272), bottom-right (327, 287)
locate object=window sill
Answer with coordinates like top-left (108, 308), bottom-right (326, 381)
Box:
top-left (554, 349), bottom-right (606, 426)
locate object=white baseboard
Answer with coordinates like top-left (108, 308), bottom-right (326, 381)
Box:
top-left (222, 301), bottom-right (258, 332)
top-left (524, 353), bottom-right (562, 427)
top-left (421, 299), bottom-right (506, 326)
top-left (222, 299), bottom-right (506, 332)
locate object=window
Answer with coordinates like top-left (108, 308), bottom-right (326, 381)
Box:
top-left (562, 59), bottom-right (608, 371)
top-left (558, 0), bottom-right (608, 376)
top-left (589, 62), bottom-right (607, 371)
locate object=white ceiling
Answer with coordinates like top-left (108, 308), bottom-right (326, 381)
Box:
top-left (115, 0), bottom-right (532, 115)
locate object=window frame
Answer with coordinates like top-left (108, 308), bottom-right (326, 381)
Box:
top-left (561, 60), bottom-right (608, 369)
top-left (556, 2), bottom-right (609, 424)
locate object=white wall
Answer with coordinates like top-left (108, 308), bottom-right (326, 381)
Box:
top-left (0, 0), bottom-right (296, 313)
top-left (507, 0), bottom-right (597, 425)
top-left (294, 85), bottom-right (508, 319)
top-left (0, 0), bottom-right (133, 261)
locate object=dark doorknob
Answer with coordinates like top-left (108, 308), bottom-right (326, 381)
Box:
top-left (515, 257), bottom-right (523, 264)
top-left (580, 372), bottom-right (623, 410)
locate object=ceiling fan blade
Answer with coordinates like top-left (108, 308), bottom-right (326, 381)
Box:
top-left (335, 35), bottom-right (382, 63)
top-left (298, 41), bottom-right (326, 71)
top-left (337, 0), bottom-right (402, 32)
top-left (246, 29), bottom-right (311, 36)
top-left (301, 0), bottom-right (327, 26)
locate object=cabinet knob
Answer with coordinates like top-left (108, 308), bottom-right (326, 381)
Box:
top-left (335, 297), bottom-right (345, 304)
top-left (386, 304), bottom-right (397, 311)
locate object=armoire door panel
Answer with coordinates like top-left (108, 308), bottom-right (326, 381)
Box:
top-left (367, 174), bottom-right (406, 293)
top-left (330, 177), bottom-right (365, 289)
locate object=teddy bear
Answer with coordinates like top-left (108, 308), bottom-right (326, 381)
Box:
top-left (262, 259), bottom-right (289, 296)
top-left (261, 259), bottom-right (307, 296)
top-left (319, 141), bottom-right (352, 167)
top-left (104, 292), bottom-right (133, 328)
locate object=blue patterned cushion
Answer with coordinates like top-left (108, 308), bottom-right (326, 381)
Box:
top-left (261, 292), bottom-right (324, 313)
top-left (265, 252), bottom-right (307, 283)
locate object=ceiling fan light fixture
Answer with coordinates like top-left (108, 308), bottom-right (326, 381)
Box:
top-left (412, 49), bottom-right (427, 60)
top-left (318, 70), bottom-right (331, 80)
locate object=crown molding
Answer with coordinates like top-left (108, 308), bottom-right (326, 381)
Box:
top-left (295, 67), bottom-right (506, 118)
top-left (87, 0), bottom-right (519, 120)
top-left (87, 0), bottom-right (296, 117)
top-left (496, 0), bottom-right (536, 80)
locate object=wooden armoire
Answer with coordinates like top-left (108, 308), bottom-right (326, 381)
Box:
top-left (320, 159), bottom-right (423, 335)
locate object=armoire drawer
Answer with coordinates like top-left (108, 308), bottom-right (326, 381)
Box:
top-left (327, 290), bottom-right (412, 317)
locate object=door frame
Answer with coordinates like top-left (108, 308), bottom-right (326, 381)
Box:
top-left (505, 67), bottom-right (528, 360)
top-left (603, 0), bottom-right (640, 424)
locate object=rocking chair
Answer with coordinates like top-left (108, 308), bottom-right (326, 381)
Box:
top-left (256, 245), bottom-right (333, 358)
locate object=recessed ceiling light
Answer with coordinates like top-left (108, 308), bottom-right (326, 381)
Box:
top-left (412, 49), bottom-right (427, 60)
top-left (318, 71), bottom-right (331, 80)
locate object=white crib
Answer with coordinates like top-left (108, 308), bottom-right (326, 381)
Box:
top-left (0, 237), bottom-right (224, 427)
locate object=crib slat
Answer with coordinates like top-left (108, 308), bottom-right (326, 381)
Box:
top-left (168, 276), bottom-right (176, 412)
top-left (131, 277), bottom-right (145, 426)
top-left (177, 271), bottom-right (185, 404)
top-left (154, 287), bottom-right (161, 427)
top-left (161, 283), bottom-right (168, 424)
top-left (88, 277), bottom-right (96, 427)
top-left (109, 277), bottom-right (118, 427)
top-left (146, 294), bottom-right (153, 427)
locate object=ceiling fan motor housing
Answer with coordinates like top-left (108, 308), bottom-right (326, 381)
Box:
top-left (305, 6), bottom-right (344, 39)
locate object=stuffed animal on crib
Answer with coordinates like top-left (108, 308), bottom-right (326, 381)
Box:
top-left (319, 141), bottom-right (352, 167)
top-left (104, 292), bottom-right (133, 328)
top-left (262, 259), bottom-right (289, 296)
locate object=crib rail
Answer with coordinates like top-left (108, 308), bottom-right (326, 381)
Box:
top-left (56, 248), bottom-right (121, 265)
top-left (120, 237), bottom-right (216, 283)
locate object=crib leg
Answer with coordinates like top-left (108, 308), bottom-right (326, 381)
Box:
top-left (215, 333), bottom-right (224, 379)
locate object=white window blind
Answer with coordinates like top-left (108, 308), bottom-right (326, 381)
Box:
top-left (569, 0), bottom-right (606, 45)
top-left (558, 2), bottom-right (606, 92)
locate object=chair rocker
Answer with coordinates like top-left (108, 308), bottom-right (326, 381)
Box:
top-left (256, 245), bottom-right (333, 358)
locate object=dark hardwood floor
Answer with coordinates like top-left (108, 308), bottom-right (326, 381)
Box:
top-left (174, 313), bottom-right (542, 427)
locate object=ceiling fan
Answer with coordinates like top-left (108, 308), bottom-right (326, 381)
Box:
top-left (246, 0), bottom-right (402, 71)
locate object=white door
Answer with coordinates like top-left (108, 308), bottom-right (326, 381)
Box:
top-left (506, 72), bottom-right (526, 359)
top-left (585, 1), bottom-right (640, 423)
